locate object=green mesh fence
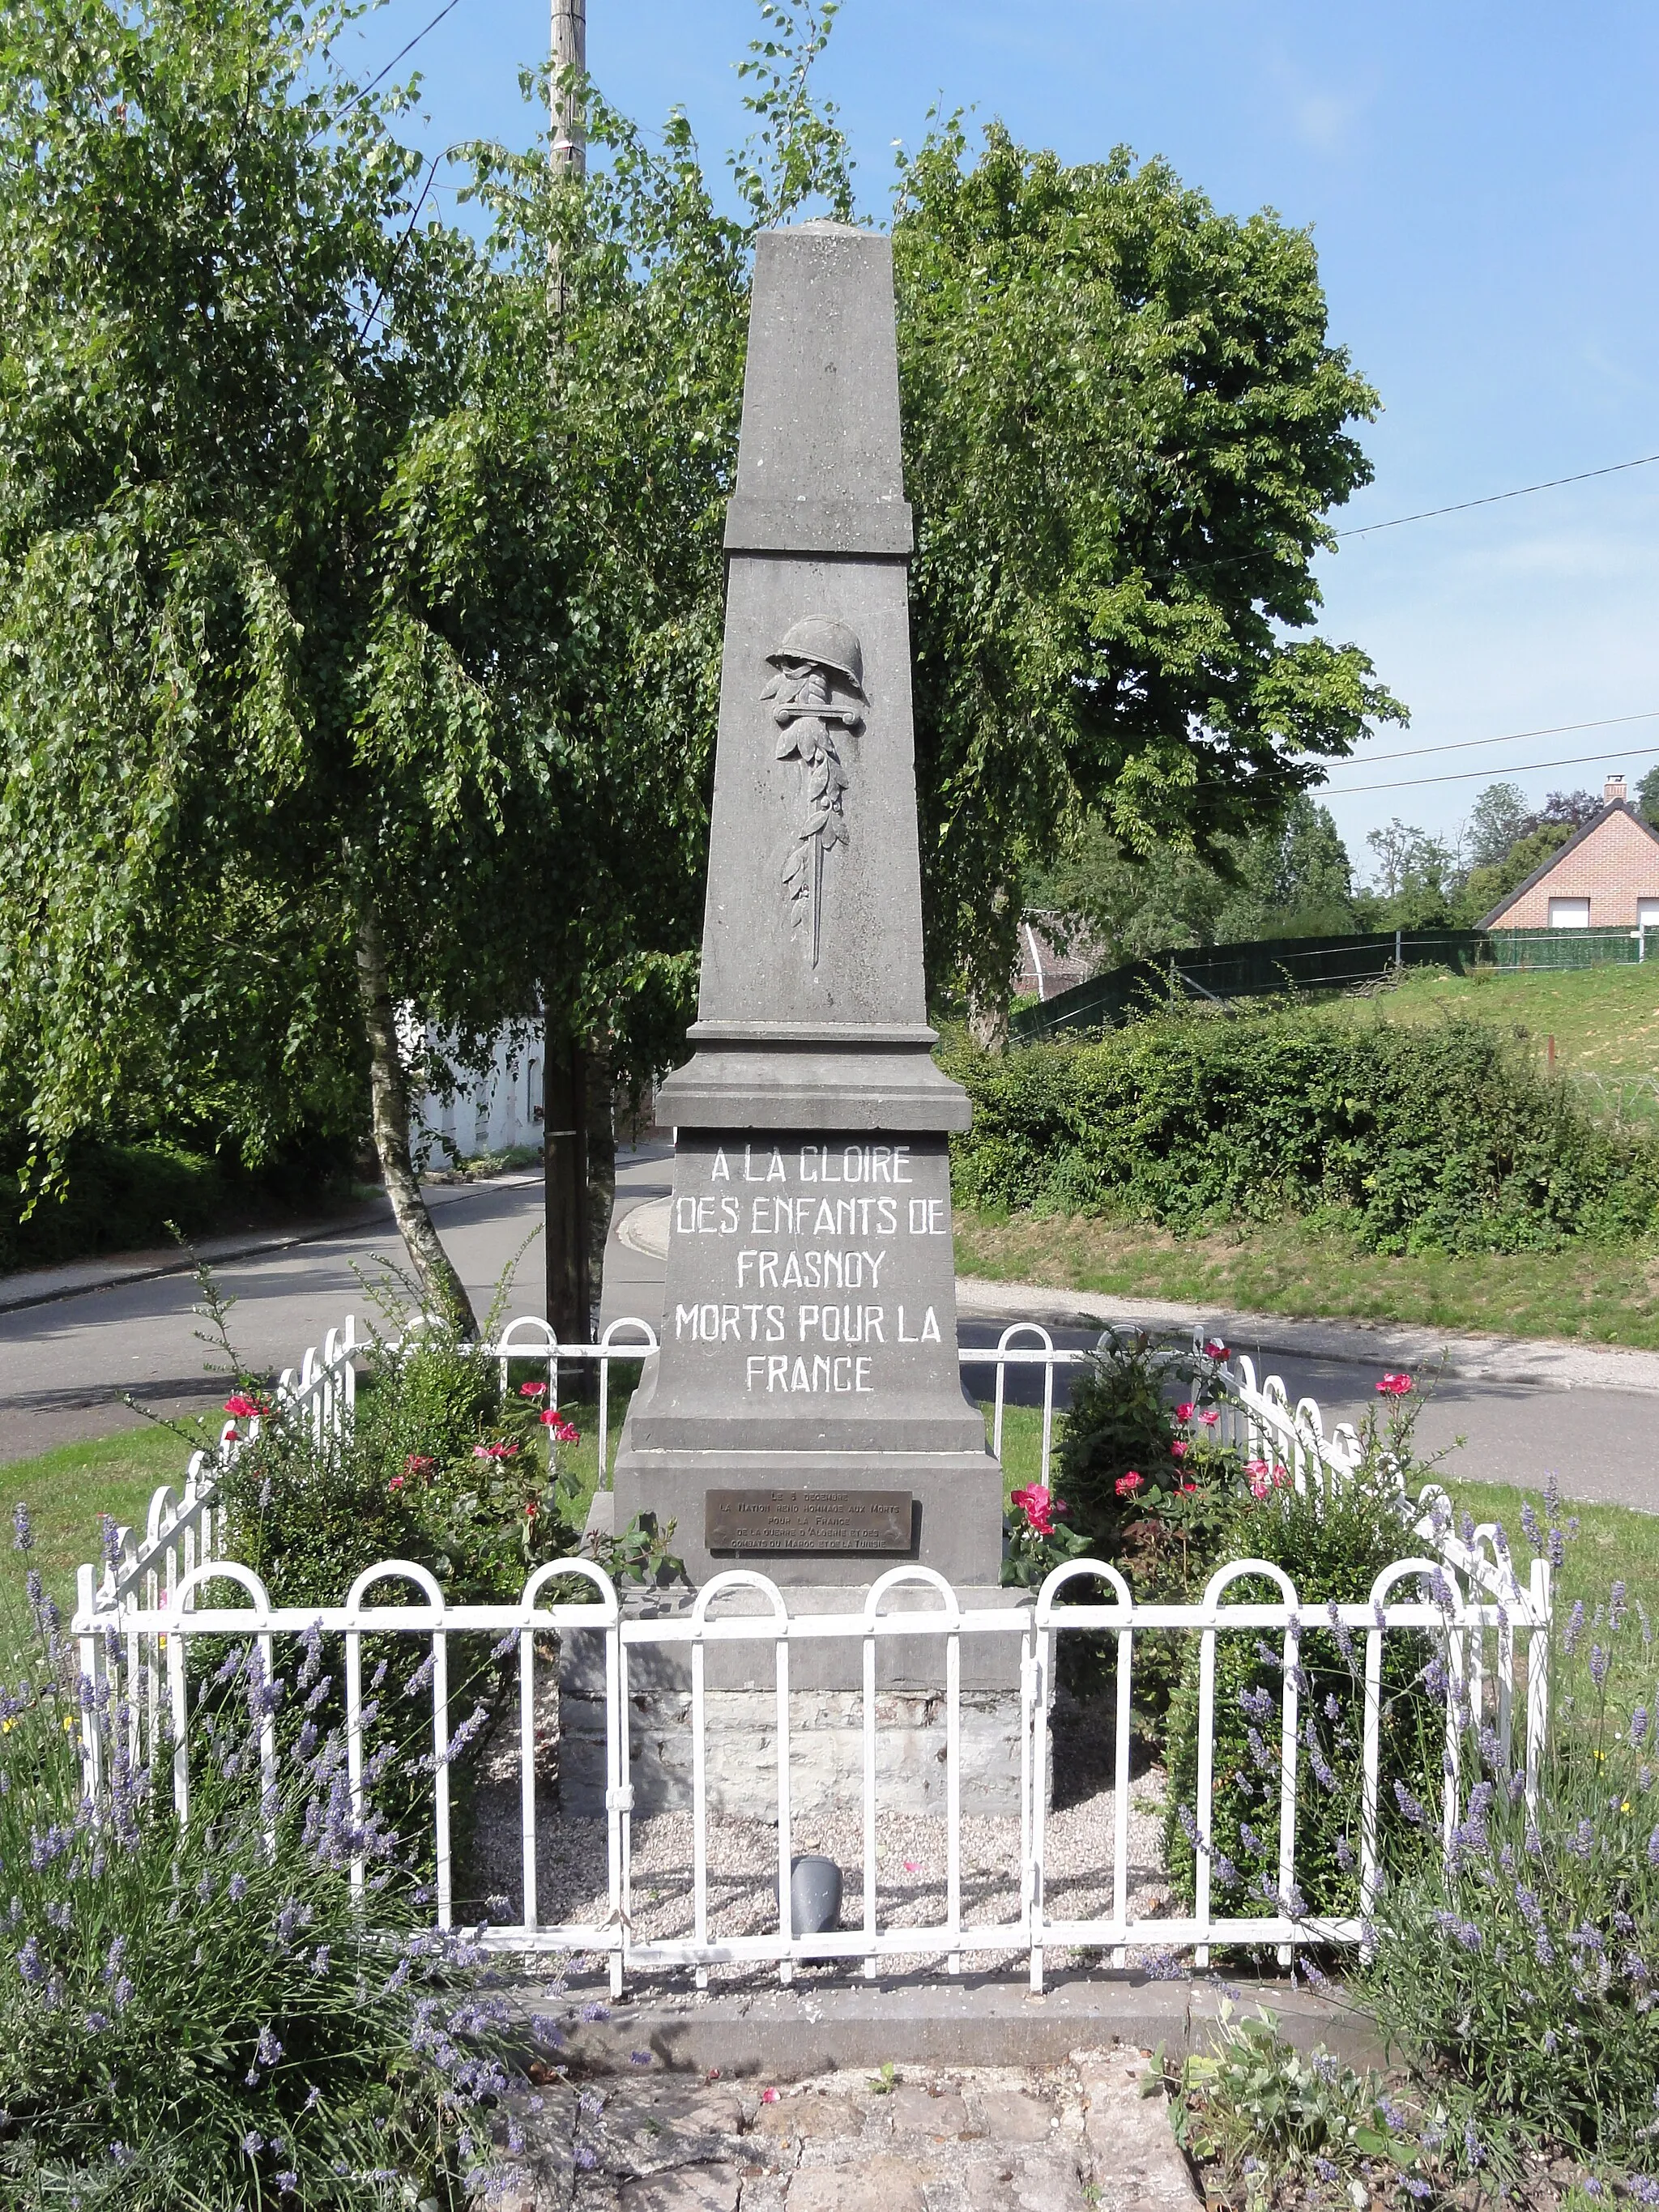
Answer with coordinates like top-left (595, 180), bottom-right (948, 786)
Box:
top-left (1012, 923), bottom-right (1653, 1040)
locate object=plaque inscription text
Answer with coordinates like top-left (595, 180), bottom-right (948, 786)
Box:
top-left (705, 1488), bottom-right (914, 1554)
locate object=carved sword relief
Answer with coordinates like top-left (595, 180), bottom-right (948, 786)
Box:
top-left (761, 616), bottom-right (866, 967)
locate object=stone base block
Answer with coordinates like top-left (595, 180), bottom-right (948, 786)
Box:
top-left (557, 1679), bottom-right (1024, 1818)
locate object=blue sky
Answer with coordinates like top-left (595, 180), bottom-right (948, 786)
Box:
top-left (356, 0), bottom-right (1659, 880)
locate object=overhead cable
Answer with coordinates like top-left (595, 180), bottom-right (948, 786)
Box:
top-left (1320, 742), bottom-right (1659, 797)
top-left (1333, 451), bottom-right (1659, 540)
top-left (328, 0), bottom-right (467, 131)
top-left (1330, 708), bottom-right (1659, 769)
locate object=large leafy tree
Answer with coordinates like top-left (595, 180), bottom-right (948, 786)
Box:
top-left (892, 121), bottom-right (1402, 1008)
top-left (0, 0), bottom-right (738, 1328)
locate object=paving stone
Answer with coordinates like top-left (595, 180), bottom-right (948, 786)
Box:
top-left (970, 2091), bottom-right (1056, 2146)
top-left (756, 2090), bottom-right (864, 2142)
top-left (1072, 2048), bottom-right (1200, 2212)
top-left (886, 2083), bottom-right (970, 2137)
top-left (486, 2047), bottom-right (1194, 2212)
top-left (1010, 2150), bottom-right (1090, 2212)
top-left (616, 2163), bottom-right (741, 2212)
top-left (786, 2155), bottom-right (931, 2212)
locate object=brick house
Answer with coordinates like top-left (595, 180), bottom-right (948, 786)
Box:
top-left (1477, 775), bottom-right (1659, 931)
top-left (1013, 911), bottom-right (1103, 999)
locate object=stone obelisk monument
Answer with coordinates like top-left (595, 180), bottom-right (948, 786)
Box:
top-left (572, 224), bottom-right (1013, 1817)
top-left (612, 220), bottom-right (1002, 1588)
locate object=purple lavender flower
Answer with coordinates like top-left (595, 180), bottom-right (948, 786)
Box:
top-left (109, 2142), bottom-right (134, 2167)
top-left (255, 2024), bottom-right (283, 2068)
top-left (1590, 1643), bottom-right (1610, 1688)
top-left (16, 1937), bottom-right (44, 1986)
top-left (277, 2175), bottom-right (298, 2195)
top-left (630, 2049), bottom-right (652, 2066)
top-left (310, 1944), bottom-right (331, 1975)
top-left (1565, 1603), bottom-right (1586, 1659)
top-left (582, 2001), bottom-right (610, 2023)
top-left (11, 1503), bottom-right (31, 1553)
top-left (241, 2131), bottom-right (264, 2156)
top-left (1394, 1780), bottom-right (1427, 1826)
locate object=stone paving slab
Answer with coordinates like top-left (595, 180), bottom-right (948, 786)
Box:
top-left (484, 2045), bottom-right (1202, 2212)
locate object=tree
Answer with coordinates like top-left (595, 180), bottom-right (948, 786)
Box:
top-left (1352, 820), bottom-right (1457, 930)
top-left (0, 0), bottom-right (736, 1329)
top-left (1638, 765), bottom-right (1659, 826)
top-left (1028, 794), bottom-right (1356, 965)
top-left (1463, 782), bottom-right (1531, 872)
top-left (891, 120), bottom-right (1403, 1009)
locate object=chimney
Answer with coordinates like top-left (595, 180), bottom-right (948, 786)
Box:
top-left (1606, 772), bottom-right (1628, 805)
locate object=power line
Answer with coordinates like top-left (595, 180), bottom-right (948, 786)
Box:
top-left (1332, 450), bottom-right (1659, 540)
top-left (1321, 742), bottom-right (1659, 798)
top-left (329, 0), bottom-right (467, 130)
top-left (1328, 708), bottom-right (1659, 770)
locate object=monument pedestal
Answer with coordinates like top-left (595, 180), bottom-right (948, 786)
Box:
top-left (579, 221), bottom-right (1015, 1818)
top-left (557, 1571), bottom-right (1028, 1820)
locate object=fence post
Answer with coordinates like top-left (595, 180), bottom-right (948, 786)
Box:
top-left (1393, 926), bottom-right (1403, 970)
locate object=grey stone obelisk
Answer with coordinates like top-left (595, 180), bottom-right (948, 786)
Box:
top-left (611, 221), bottom-right (1004, 1588)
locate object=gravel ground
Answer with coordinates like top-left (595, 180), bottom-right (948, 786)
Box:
top-left (462, 1681), bottom-right (1172, 1984)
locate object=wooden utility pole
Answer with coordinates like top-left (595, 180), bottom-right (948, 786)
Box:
top-left (550, 0), bottom-right (586, 175)
top-left (543, 0), bottom-right (595, 1346)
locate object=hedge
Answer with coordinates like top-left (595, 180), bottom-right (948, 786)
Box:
top-left (944, 1009), bottom-right (1659, 1255)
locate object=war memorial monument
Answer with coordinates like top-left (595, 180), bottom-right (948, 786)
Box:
top-left (565, 219), bottom-right (1018, 1815)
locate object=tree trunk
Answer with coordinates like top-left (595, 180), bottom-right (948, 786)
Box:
top-left (544, 1034), bottom-right (591, 1342)
top-left (354, 906), bottom-right (479, 1336)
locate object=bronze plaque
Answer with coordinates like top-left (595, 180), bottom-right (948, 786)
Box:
top-left (706, 1488), bottom-right (913, 1554)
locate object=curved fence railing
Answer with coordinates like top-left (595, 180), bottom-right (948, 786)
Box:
top-left (70, 1311), bottom-right (1550, 1994)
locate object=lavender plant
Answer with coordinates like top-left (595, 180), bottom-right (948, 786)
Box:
top-left (1361, 1507), bottom-right (1659, 2176)
top-left (0, 1504), bottom-right (519, 2210)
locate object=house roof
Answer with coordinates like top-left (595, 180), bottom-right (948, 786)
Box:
top-left (1476, 800), bottom-right (1659, 928)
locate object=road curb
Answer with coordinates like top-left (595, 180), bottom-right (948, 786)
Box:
top-left (499, 1972), bottom-right (1387, 2078)
top-left (954, 1276), bottom-right (1659, 1396)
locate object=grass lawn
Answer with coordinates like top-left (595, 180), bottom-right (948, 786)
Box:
top-left (955, 1204), bottom-right (1659, 1348)
top-left (0, 1419), bottom-right (203, 1622)
top-left (1339, 960), bottom-right (1659, 1117)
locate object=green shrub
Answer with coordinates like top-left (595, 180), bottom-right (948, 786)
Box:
top-left (944, 1008), bottom-right (1659, 1254)
top-left (1162, 1398), bottom-right (1446, 1923)
top-left (0, 1509), bottom-right (511, 2209)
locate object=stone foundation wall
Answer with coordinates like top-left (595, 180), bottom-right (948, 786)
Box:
top-left (557, 1681), bottom-right (1026, 1818)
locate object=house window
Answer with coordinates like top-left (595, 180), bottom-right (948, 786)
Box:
top-left (1639, 901), bottom-right (1659, 933)
top-left (1547, 898), bottom-right (1591, 928)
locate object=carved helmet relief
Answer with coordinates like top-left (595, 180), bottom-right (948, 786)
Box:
top-left (761, 618), bottom-right (867, 967)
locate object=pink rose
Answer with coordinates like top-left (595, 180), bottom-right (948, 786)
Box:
top-left (1377, 1373), bottom-right (1413, 1397)
top-left (1115, 1470), bottom-right (1145, 1498)
top-left (1175, 1402), bottom-right (1195, 1423)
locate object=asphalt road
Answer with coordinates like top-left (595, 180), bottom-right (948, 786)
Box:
top-left (2, 1154), bottom-right (1654, 1516)
top-left (0, 1173), bottom-right (548, 1464)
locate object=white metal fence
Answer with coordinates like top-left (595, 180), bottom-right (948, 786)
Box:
top-left (72, 1314), bottom-right (1550, 1996)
